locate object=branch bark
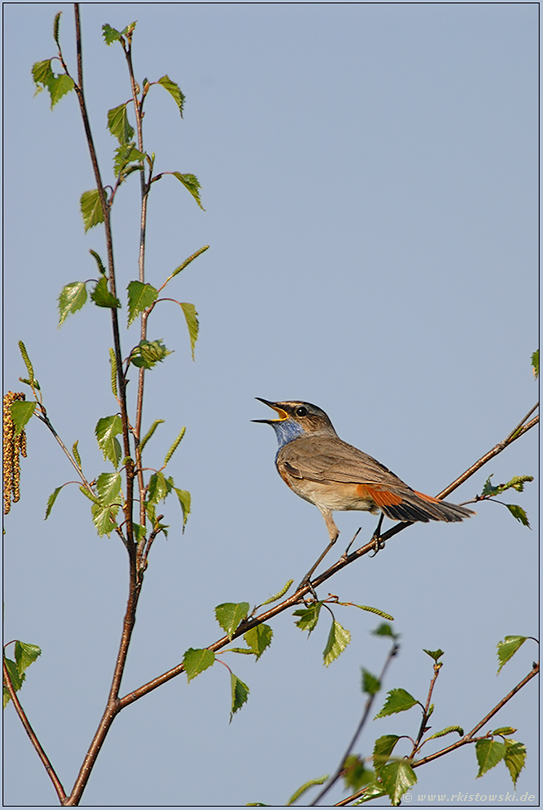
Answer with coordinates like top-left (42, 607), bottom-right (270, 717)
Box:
top-left (3, 658), bottom-right (67, 804)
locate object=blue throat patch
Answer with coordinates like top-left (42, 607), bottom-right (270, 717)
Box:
top-left (271, 418), bottom-right (305, 450)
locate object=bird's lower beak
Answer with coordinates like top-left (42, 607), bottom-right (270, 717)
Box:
top-left (252, 398), bottom-right (289, 423)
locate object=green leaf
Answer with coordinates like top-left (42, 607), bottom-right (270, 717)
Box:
top-left (10, 401), bottom-right (36, 436)
top-left (139, 419), bottom-right (165, 453)
top-left (163, 245), bottom-right (210, 286)
top-left (229, 671), bottom-right (249, 721)
top-left (531, 349), bottom-right (539, 378)
top-left (492, 726), bottom-right (517, 736)
top-left (323, 619), bottom-right (351, 667)
top-left (58, 281), bottom-right (88, 325)
top-left (91, 277), bottom-right (121, 309)
top-left (102, 23), bottom-right (122, 44)
top-left (178, 302), bottom-right (199, 361)
top-left (95, 472), bottom-right (121, 505)
top-left (32, 58), bottom-right (54, 86)
top-left (215, 602), bottom-right (250, 640)
top-left (173, 487), bottom-right (191, 531)
top-left (48, 74), bottom-right (74, 108)
top-left (286, 775), bottom-right (328, 806)
top-left (45, 485), bottom-right (66, 519)
top-left (107, 103), bottom-right (135, 144)
top-left (497, 635), bottom-right (528, 673)
top-left (379, 760), bottom-right (416, 806)
top-left (157, 74), bottom-right (185, 116)
top-left (261, 579), bottom-right (293, 606)
top-left (244, 624), bottom-right (273, 660)
top-left (164, 427), bottom-right (186, 466)
top-left (113, 143), bottom-right (145, 178)
top-left (506, 503), bottom-right (530, 528)
top-left (130, 339), bottom-right (172, 369)
top-left (355, 783), bottom-right (389, 804)
top-left (95, 415), bottom-right (123, 468)
top-left (342, 755), bottom-right (372, 793)
top-left (31, 59), bottom-right (73, 108)
top-left (91, 501), bottom-right (119, 536)
top-left (481, 474), bottom-right (500, 497)
top-left (293, 602), bottom-right (322, 633)
top-left (132, 523), bottom-right (147, 544)
top-left (361, 667), bottom-right (381, 696)
top-left (424, 725), bottom-right (464, 741)
top-left (80, 189), bottom-right (105, 232)
top-left (146, 471), bottom-right (169, 505)
top-left (183, 647), bottom-right (215, 683)
top-left (14, 642), bottom-right (41, 675)
top-left (127, 281), bottom-right (158, 327)
top-left (32, 59), bottom-right (54, 91)
top-left (423, 648), bottom-right (444, 662)
top-left (172, 172), bottom-right (204, 210)
top-left (3, 657), bottom-right (24, 706)
top-left (372, 735), bottom-right (400, 773)
top-left (504, 739), bottom-right (527, 787)
top-left (375, 688), bottom-right (419, 719)
top-left (372, 622), bottom-right (399, 639)
top-left (476, 738), bottom-right (506, 778)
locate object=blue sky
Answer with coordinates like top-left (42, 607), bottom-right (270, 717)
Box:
top-left (3, 3), bottom-right (538, 807)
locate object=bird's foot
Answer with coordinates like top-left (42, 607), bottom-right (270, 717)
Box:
top-left (296, 577), bottom-right (319, 601)
top-left (340, 527), bottom-right (362, 562)
top-left (369, 532), bottom-right (386, 557)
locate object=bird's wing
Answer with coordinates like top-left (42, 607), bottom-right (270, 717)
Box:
top-left (280, 436), bottom-right (406, 489)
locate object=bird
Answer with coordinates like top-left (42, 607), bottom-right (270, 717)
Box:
top-left (254, 399), bottom-right (474, 582)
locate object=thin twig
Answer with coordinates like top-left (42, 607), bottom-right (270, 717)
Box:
top-left (35, 406), bottom-right (94, 497)
top-left (335, 663), bottom-right (539, 806)
top-left (411, 661), bottom-right (442, 755)
top-left (311, 640), bottom-right (400, 805)
top-left (3, 658), bottom-right (67, 804)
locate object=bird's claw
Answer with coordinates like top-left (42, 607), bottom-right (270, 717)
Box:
top-left (369, 533), bottom-right (386, 557)
top-left (296, 577), bottom-right (319, 601)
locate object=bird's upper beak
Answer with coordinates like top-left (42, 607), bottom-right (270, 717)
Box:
top-left (252, 398), bottom-right (290, 423)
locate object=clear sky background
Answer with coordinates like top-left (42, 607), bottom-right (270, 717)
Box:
top-left (3, 2), bottom-right (539, 808)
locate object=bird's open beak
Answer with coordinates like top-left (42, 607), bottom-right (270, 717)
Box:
top-left (252, 398), bottom-right (289, 423)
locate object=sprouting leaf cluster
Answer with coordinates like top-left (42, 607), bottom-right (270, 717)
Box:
top-left (478, 474), bottom-right (534, 528)
top-left (3, 641), bottom-right (42, 708)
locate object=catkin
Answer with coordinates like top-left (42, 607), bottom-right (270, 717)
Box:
top-left (3, 392), bottom-right (27, 514)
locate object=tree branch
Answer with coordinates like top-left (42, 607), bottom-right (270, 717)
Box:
top-left (3, 658), bottom-right (67, 804)
top-left (118, 405), bottom-right (538, 709)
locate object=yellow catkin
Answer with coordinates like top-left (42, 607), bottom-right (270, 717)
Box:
top-left (3, 392), bottom-right (26, 514)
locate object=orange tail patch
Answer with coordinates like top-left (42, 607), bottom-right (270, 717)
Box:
top-left (357, 484), bottom-right (403, 507)
top-left (414, 490), bottom-right (441, 504)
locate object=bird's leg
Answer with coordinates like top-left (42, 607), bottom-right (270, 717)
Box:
top-left (369, 513), bottom-right (385, 556)
top-left (297, 536), bottom-right (337, 591)
top-left (340, 527), bottom-right (362, 562)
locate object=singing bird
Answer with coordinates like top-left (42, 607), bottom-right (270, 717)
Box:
top-left (254, 399), bottom-right (473, 578)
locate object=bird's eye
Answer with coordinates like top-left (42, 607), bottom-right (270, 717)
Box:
top-left (296, 406), bottom-right (308, 417)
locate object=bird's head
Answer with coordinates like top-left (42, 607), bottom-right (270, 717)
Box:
top-left (253, 399), bottom-right (337, 448)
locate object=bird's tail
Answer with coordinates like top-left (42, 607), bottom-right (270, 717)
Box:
top-left (380, 489), bottom-right (474, 523)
